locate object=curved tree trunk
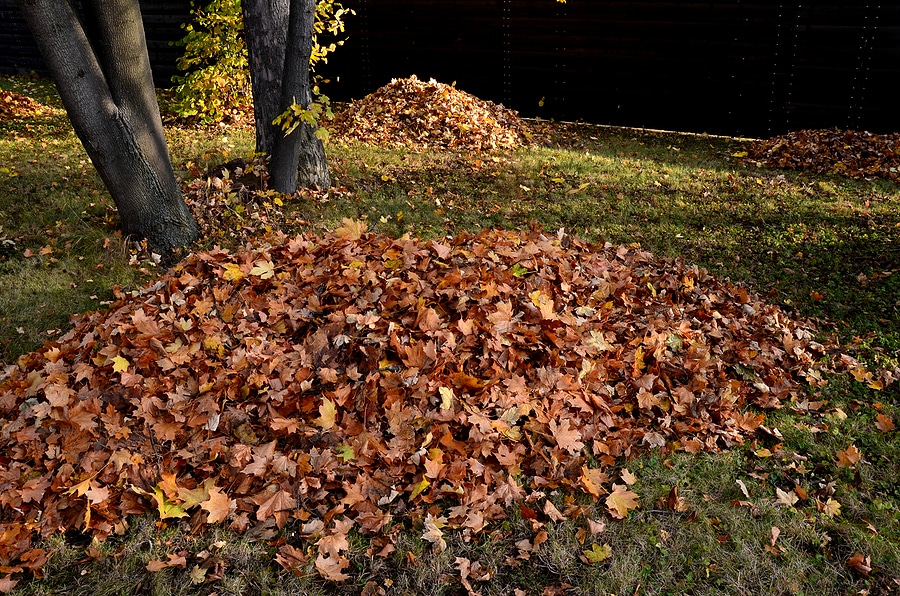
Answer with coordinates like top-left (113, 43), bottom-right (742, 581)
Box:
top-left (243, 0), bottom-right (330, 194)
top-left (17, 0), bottom-right (199, 254)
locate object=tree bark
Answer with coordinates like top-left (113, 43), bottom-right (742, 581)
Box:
top-left (243, 0), bottom-right (330, 193)
top-left (242, 0), bottom-right (289, 157)
top-left (17, 0), bottom-right (199, 254)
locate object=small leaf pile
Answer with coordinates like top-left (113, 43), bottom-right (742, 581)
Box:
top-left (0, 91), bottom-right (57, 121)
top-left (748, 129), bottom-right (900, 182)
top-left (0, 226), bottom-right (824, 576)
top-left (330, 76), bottom-right (532, 151)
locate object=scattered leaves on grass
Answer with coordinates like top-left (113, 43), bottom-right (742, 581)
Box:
top-left (331, 76), bottom-right (532, 151)
top-left (0, 226), bottom-right (834, 576)
top-left (747, 129), bottom-right (900, 182)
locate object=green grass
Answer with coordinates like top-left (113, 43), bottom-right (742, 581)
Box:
top-left (2, 74), bottom-right (900, 595)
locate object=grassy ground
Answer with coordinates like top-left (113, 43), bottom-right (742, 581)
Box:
top-left (2, 74), bottom-right (899, 595)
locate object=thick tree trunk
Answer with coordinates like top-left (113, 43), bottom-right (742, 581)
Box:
top-left (242, 0), bottom-right (289, 156)
top-left (17, 0), bottom-right (199, 254)
top-left (243, 0), bottom-right (330, 193)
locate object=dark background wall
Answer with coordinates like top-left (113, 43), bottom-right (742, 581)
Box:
top-left (0, 0), bottom-right (193, 87)
top-left (321, 1), bottom-right (900, 138)
top-left (2, 1), bottom-right (898, 138)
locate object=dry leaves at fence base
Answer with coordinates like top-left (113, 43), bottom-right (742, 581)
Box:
top-left (747, 129), bottom-right (900, 182)
top-left (0, 226), bottom-right (828, 576)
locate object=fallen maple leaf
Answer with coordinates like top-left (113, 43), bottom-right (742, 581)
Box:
top-left (582, 543), bottom-right (612, 564)
top-left (146, 553), bottom-right (187, 572)
top-left (836, 444), bottom-right (862, 468)
top-left (334, 218), bottom-right (367, 241)
top-left (774, 487), bottom-right (798, 508)
top-left (606, 484), bottom-right (639, 519)
top-left (847, 553), bottom-right (873, 577)
top-left (315, 552), bottom-right (351, 581)
top-left (422, 514), bottom-right (447, 553)
top-left (200, 486), bottom-right (234, 524)
top-left (549, 418), bottom-right (584, 455)
top-left (315, 397), bottom-right (337, 430)
top-left (0, 576), bottom-right (18, 594)
top-left (875, 413), bottom-right (895, 433)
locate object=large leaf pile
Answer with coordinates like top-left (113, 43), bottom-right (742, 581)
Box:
top-left (330, 76), bottom-right (532, 151)
top-left (0, 91), bottom-right (57, 121)
top-left (748, 129), bottom-right (900, 182)
top-left (0, 226), bottom-right (824, 577)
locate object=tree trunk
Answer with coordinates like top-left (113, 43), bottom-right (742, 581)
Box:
top-left (17, 0), bottom-right (199, 254)
top-left (243, 0), bottom-right (330, 193)
top-left (242, 0), bottom-right (289, 157)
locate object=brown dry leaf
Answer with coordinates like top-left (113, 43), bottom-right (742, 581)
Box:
top-left (276, 544), bottom-right (308, 574)
top-left (847, 553), bottom-right (873, 577)
top-left (0, 576), bottom-right (18, 594)
top-left (146, 553), bottom-right (187, 572)
top-left (315, 553), bottom-right (350, 582)
top-left (875, 413), bottom-right (895, 433)
top-left (549, 418), bottom-right (585, 455)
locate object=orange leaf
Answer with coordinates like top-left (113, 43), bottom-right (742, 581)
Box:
top-left (836, 444), bottom-right (862, 468)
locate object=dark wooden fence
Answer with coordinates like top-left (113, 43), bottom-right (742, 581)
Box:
top-left (0, 1), bottom-right (193, 87)
top-left (2, 1), bottom-right (898, 138)
top-left (321, 1), bottom-right (900, 138)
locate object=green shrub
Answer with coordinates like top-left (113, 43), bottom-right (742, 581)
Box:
top-left (169, 0), bottom-right (250, 125)
top-left (169, 0), bottom-right (352, 126)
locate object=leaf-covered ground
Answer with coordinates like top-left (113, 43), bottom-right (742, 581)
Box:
top-left (330, 76), bottom-right (532, 152)
top-left (747, 129), bottom-right (900, 182)
top-left (0, 223), bottom-right (844, 580)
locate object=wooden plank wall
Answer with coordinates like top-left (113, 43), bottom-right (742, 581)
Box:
top-left (322, 1), bottom-right (900, 137)
top-left (0, 0), bottom-right (193, 87)
top-left (2, 1), bottom-right (897, 137)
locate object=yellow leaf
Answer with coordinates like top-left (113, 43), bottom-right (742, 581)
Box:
top-left (249, 260), bottom-right (275, 279)
top-left (529, 289), bottom-right (556, 320)
top-left (111, 355), bottom-right (130, 373)
top-left (316, 397), bottom-right (336, 430)
top-left (583, 543), bottom-right (612, 564)
top-left (731, 151), bottom-right (749, 158)
top-left (439, 386), bottom-right (454, 410)
top-left (606, 484), bottom-right (639, 518)
top-left (222, 263), bottom-right (244, 283)
top-left (409, 477), bottom-right (430, 500)
top-left (335, 218), bottom-right (367, 241)
top-left (822, 498), bottom-right (841, 518)
top-left (151, 486), bottom-right (188, 520)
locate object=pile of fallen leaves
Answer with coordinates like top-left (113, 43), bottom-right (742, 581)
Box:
top-left (747, 129), bottom-right (900, 182)
top-left (0, 225), bottom-right (826, 579)
top-left (330, 76), bottom-right (532, 151)
top-left (0, 90), bottom-right (57, 121)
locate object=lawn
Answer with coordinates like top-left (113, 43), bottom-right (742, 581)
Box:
top-left (1, 73), bottom-right (899, 595)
